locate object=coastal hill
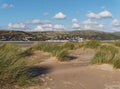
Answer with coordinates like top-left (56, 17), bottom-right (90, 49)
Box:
top-left (0, 30), bottom-right (119, 41)
top-left (113, 32), bottom-right (120, 37)
top-left (33, 30), bottom-right (120, 40)
top-left (0, 30), bottom-right (45, 41)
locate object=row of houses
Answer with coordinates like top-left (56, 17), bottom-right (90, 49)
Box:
top-left (46, 34), bottom-right (84, 42)
top-left (0, 35), bottom-right (37, 41)
top-left (0, 32), bottom-right (84, 42)
top-left (46, 37), bottom-right (83, 42)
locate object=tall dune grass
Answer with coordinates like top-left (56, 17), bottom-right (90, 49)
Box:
top-left (114, 41), bottom-right (120, 47)
top-left (60, 42), bottom-right (75, 50)
top-left (91, 45), bottom-right (120, 69)
top-left (74, 42), bottom-right (85, 49)
top-left (0, 43), bottom-right (32, 88)
top-left (31, 42), bottom-right (73, 61)
top-left (84, 40), bottom-right (101, 49)
top-left (112, 54), bottom-right (120, 68)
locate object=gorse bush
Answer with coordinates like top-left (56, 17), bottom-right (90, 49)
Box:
top-left (0, 43), bottom-right (31, 88)
top-left (84, 40), bottom-right (101, 49)
top-left (91, 45), bottom-right (120, 69)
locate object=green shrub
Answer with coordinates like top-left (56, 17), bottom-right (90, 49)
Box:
top-left (0, 43), bottom-right (31, 88)
top-left (84, 40), bottom-right (101, 49)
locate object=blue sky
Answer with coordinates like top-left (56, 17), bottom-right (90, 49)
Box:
top-left (0, 0), bottom-right (120, 32)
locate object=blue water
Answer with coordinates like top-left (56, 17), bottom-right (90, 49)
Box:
top-left (0, 41), bottom-right (36, 45)
top-left (0, 41), bottom-right (63, 45)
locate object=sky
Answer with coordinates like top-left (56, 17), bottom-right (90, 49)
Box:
top-left (0, 0), bottom-right (120, 32)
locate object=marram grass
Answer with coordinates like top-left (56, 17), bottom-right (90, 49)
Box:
top-left (84, 40), bottom-right (101, 49)
top-left (31, 42), bottom-right (74, 61)
top-left (91, 44), bottom-right (120, 69)
top-left (0, 43), bottom-right (33, 88)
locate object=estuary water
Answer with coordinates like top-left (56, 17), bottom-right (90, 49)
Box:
top-left (0, 41), bottom-right (38, 45)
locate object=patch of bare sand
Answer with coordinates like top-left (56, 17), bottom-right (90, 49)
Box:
top-left (25, 51), bottom-right (51, 65)
top-left (23, 48), bottom-right (120, 89)
top-left (91, 64), bottom-right (115, 71)
top-left (69, 48), bottom-right (96, 63)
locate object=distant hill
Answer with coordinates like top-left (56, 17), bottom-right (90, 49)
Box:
top-left (113, 32), bottom-right (120, 38)
top-left (33, 30), bottom-right (120, 40)
top-left (69, 30), bottom-right (120, 40)
top-left (0, 30), bottom-right (119, 41)
top-left (0, 30), bottom-right (45, 41)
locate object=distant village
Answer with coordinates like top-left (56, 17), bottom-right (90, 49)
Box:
top-left (0, 30), bottom-right (119, 42)
top-left (0, 33), bottom-right (84, 42)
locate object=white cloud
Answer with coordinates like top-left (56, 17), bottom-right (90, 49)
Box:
top-left (99, 11), bottom-right (112, 18)
top-left (87, 12), bottom-right (100, 19)
top-left (54, 12), bottom-right (66, 19)
top-left (42, 24), bottom-right (52, 28)
top-left (72, 23), bottom-right (80, 29)
top-left (83, 19), bottom-right (105, 29)
top-left (87, 10), bottom-right (112, 19)
top-left (34, 26), bottom-right (44, 31)
top-left (72, 18), bottom-right (79, 23)
top-left (112, 19), bottom-right (120, 27)
top-left (42, 24), bottom-right (53, 31)
top-left (34, 24), bottom-right (66, 31)
top-left (34, 24), bottom-right (53, 31)
top-left (98, 24), bottom-right (105, 28)
top-left (53, 24), bottom-right (66, 31)
top-left (24, 19), bottom-right (51, 25)
top-left (83, 19), bottom-right (98, 25)
top-left (84, 25), bottom-right (91, 29)
top-left (1, 3), bottom-right (14, 9)
top-left (8, 23), bottom-right (26, 29)
top-left (72, 18), bottom-right (80, 29)
top-left (8, 19), bottom-right (52, 31)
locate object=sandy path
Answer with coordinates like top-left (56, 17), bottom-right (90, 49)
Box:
top-left (26, 49), bottom-right (120, 89)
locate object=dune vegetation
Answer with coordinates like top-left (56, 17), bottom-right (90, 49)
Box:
top-left (114, 41), bottom-right (120, 47)
top-left (0, 43), bottom-right (38, 89)
top-left (0, 40), bottom-right (120, 88)
top-left (91, 41), bottom-right (120, 69)
top-left (31, 42), bottom-right (75, 61)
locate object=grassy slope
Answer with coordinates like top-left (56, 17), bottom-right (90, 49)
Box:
top-left (33, 30), bottom-right (120, 40)
top-left (0, 30), bottom-right (120, 40)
